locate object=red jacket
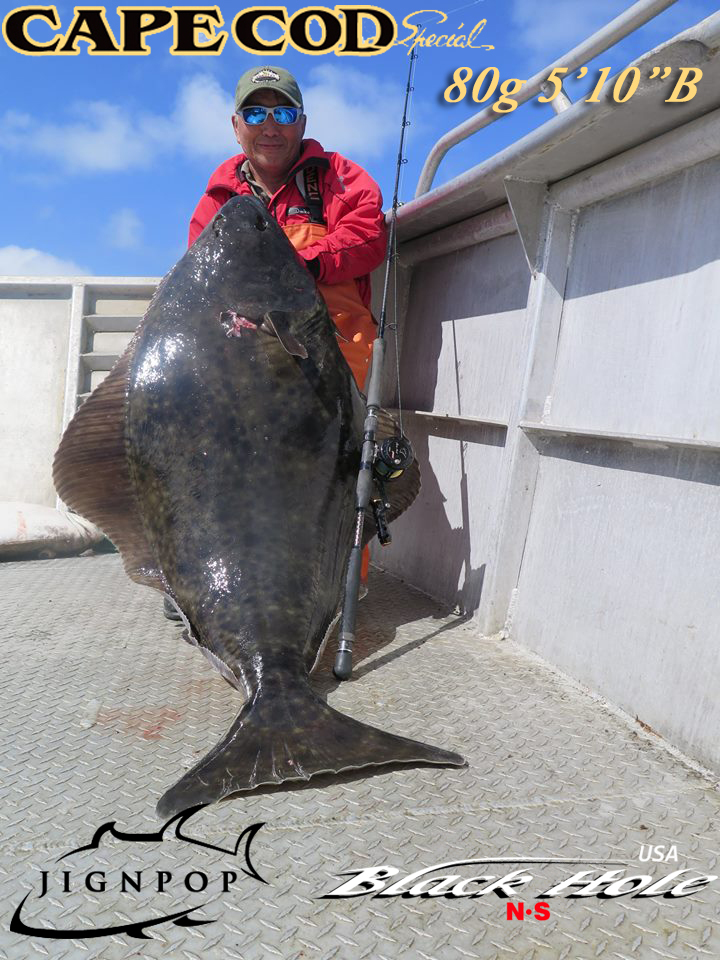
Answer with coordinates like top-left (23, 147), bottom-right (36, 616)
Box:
top-left (188, 139), bottom-right (387, 308)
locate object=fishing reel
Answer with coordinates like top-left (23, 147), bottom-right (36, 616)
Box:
top-left (373, 435), bottom-right (414, 482)
top-left (370, 434), bottom-right (415, 547)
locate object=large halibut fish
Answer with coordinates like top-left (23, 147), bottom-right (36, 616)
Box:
top-left (53, 196), bottom-right (465, 819)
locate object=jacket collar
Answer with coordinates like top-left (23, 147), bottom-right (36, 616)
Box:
top-left (205, 139), bottom-right (330, 195)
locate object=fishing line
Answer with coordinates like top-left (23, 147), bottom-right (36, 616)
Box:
top-left (392, 220), bottom-right (403, 437)
top-left (416, 0), bottom-right (486, 27)
top-left (390, 48), bottom-right (419, 438)
top-left (377, 49), bottom-right (418, 340)
top-left (382, 2), bottom-right (483, 427)
top-left (377, 47), bottom-right (419, 440)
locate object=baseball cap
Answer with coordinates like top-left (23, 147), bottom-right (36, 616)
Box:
top-left (234, 66), bottom-right (303, 112)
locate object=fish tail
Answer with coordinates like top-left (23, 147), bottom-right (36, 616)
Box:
top-left (156, 681), bottom-right (465, 819)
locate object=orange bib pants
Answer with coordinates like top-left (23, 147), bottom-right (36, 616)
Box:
top-left (284, 222), bottom-right (375, 582)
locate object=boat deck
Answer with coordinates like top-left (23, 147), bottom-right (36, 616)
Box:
top-left (0, 554), bottom-right (718, 959)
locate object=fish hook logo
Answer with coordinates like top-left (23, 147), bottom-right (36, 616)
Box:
top-left (11, 805), bottom-right (266, 941)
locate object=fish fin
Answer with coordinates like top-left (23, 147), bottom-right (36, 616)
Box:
top-left (52, 343), bottom-right (165, 591)
top-left (261, 312), bottom-right (308, 359)
top-left (362, 408), bottom-right (421, 545)
top-left (156, 681), bottom-right (465, 819)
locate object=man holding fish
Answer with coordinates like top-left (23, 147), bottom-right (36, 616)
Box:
top-left (189, 65), bottom-right (387, 392)
top-left (179, 65), bottom-right (387, 609)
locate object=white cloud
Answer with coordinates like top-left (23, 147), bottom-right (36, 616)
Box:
top-left (0, 75), bottom-right (234, 175)
top-left (302, 64), bottom-right (403, 160)
top-left (172, 74), bottom-right (235, 158)
top-left (104, 209), bottom-right (143, 249)
top-left (0, 246), bottom-right (89, 276)
top-left (0, 67), bottom-right (407, 177)
top-left (1, 102), bottom-right (162, 173)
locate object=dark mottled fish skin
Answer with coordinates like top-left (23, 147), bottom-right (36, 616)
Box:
top-left (55, 196), bottom-right (466, 819)
top-left (126, 202), bottom-right (356, 690)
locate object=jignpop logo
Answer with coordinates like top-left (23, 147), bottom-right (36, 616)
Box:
top-left (11, 806), bottom-right (266, 940)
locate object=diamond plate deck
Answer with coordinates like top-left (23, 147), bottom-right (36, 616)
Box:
top-left (0, 555), bottom-right (718, 959)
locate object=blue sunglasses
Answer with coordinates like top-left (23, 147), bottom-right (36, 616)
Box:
top-left (239, 105), bottom-right (301, 125)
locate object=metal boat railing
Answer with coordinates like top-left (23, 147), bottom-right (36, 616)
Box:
top-left (415, 0), bottom-right (680, 195)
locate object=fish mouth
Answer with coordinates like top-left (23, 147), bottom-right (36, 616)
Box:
top-left (219, 311), bottom-right (290, 339)
top-left (220, 310), bottom-right (260, 337)
top-left (220, 310), bottom-right (308, 360)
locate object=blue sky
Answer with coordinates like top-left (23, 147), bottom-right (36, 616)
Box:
top-left (0, 0), bottom-right (716, 276)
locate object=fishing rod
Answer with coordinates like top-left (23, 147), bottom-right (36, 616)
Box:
top-left (333, 51), bottom-right (419, 682)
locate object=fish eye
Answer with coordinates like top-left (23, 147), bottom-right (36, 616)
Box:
top-left (254, 215), bottom-right (268, 232)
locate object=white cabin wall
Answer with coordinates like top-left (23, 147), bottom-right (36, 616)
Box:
top-left (374, 232), bottom-right (530, 614)
top-left (388, 133), bottom-right (720, 771)
top-left (0, 287), bottom-right (72, 506)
